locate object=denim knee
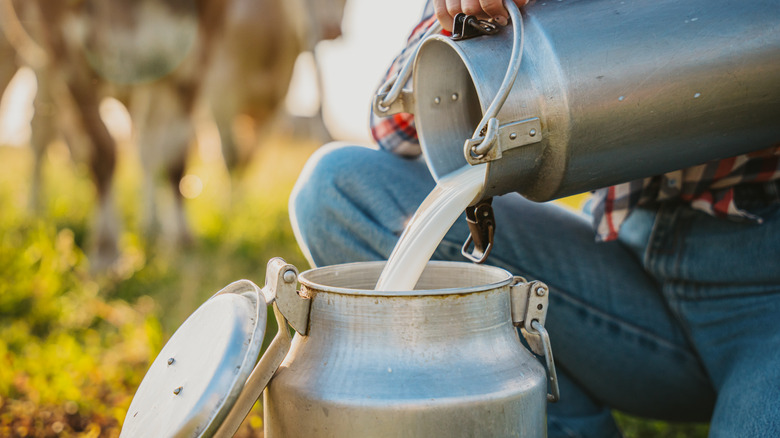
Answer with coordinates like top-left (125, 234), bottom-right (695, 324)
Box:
top-left (290, 143), bottom-right (435, 267)
top-left (289, 142), bottom-right (369, 265)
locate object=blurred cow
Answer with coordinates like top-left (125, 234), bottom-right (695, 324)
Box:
top-left (0, 0), bottom-right (223, 270)
top-left (0, 5), bottom-right (18, 110)
top-left (205, 0), bottom-right (346, 170)
top-left (0, 0), bottom-right (346, 271)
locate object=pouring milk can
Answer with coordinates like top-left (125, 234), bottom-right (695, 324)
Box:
top-left (375, 0), bottom-right (780, 203)
top-left (120, 258), bottom-right (559, 437)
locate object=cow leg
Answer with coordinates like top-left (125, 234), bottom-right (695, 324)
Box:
top-left (206, 57), bottom-right (255, 175)
top-left (82, 104), bottom-right (119, 269)
top-left (210, 89), bottom-right (242, 171)
top-left (68, 80), bottom-right (120, 269)
top-left (30, 0), bottom-right (122, 269)
top-left (129, 85), bottom-right (159, 241)
top-left (132, 81), bottom-right (193, 246)
top-left (0, 29), bottom-right (18, 115)
top-left (0, 48), bottom-right (17, 94)
top-left (167, 80), bottom-right (196, 247)
top-left (27, 69), bottom-right (59, 212)
top-left (166, 145), bottom-right (192, 247)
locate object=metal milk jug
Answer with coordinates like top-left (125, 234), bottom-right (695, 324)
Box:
top-left (120, 258), bottom-right (558, 437)
top-left (375, 0), bottom-right (780, 202)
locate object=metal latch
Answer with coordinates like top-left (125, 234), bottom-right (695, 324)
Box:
top-left (510, 277), bottom-right (560, 403)
top-left (451, 13), bottom-right (499, 41)
top-left (214, 258), bottom-right (309, 437)
top-left (461, 198), bottom-right (495, 264)
top-left (466, 117), bottom-right (543, 165)
top-left (510, 278), bottom-right (549, 351)
top-left (263, 257), bottom-right (311, 336)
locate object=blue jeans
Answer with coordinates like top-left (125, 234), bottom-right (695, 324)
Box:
top-left (289, 143), bottom-right (780, 437)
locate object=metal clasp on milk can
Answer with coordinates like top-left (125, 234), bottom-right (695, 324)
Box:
top-left (462, 197), bottom-right (495, 263)
top-left (121, 258), bottom-right (560, 437)
top-left (510, 277), bottom-right (560, 403)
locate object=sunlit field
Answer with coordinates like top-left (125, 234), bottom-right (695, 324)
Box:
top-left (0, 133), bottom-right (312, 436)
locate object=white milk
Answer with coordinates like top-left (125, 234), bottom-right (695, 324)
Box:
top-left (374, 164), bottom-right (487, 291)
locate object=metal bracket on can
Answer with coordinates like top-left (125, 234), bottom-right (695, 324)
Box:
top-left (264, 257), bottom-right (311, 336)
top-left (459, 1), bottom-right (527, 164)
top-left (510, 277), bottom-right (560, 403)
top-left (466, 117), bottom-right (543, 165)
top-left (214, 258), bottom-right (311, 437)
top-left (373, 87), bottom-right (415, 116)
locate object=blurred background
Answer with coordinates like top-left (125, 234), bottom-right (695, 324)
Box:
top-left (0, 0), bottom-right (706, 436)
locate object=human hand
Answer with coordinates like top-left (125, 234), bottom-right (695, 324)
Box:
top-left (432, 0), bottom-right (530, 32)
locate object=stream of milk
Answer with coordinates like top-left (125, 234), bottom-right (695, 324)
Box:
top-left (374, 164), bottom-right (487, 291)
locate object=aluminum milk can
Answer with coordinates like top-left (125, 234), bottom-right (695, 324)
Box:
top-left (120, 258), bottom-right (558, 437)
top-left (376, 0), bottom-right (780, 202)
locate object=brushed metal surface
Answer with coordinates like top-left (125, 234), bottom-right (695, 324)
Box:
top-left (414, 0), bottom-right (780, 202)
top-left (264, 261), bottom-right (547, 437)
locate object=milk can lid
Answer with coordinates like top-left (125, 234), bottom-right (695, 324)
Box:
top-left (120, 280), bottom-right (266, 437)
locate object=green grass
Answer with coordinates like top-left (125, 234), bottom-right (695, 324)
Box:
top-left (0, 138), bottom-right (311, 437)
top-left (0, 139), bottom-right (709, 437)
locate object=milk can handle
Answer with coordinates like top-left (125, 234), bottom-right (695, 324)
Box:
top-left (373, 21), bottom-right (442, 115)
top-left (466, 0), bottom-right (525, 160)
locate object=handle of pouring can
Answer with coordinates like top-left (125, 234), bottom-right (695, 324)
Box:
top-left (214, 258), bottom-right (310, 438)
top-left (465, 0), bottom-right (525, 162)
top-left (373, 21), bottom-right (443, 116)
top-left (373, 0), bottom-right (523, 122)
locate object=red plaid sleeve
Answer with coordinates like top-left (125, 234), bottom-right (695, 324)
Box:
top-left (592, 146), bottom-right (780, 241)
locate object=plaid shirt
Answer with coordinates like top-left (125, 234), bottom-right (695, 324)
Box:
top-left (370, 9), bottom-right (780, 241)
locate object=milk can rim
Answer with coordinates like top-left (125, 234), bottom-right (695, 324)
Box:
top-left (297, 260), bottom-right (514, 297)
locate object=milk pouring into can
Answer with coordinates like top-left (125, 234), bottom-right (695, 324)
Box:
top-left (119, 142), bottom-right (558, 436)
top-left (120, 260), bottom-right (557, 437)
top-left (120, 0), bottom-right (780, 435)
top-left (375, 164), bottom-right (487, 291)
top-left (120, 131), bottom-right (557, 438)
